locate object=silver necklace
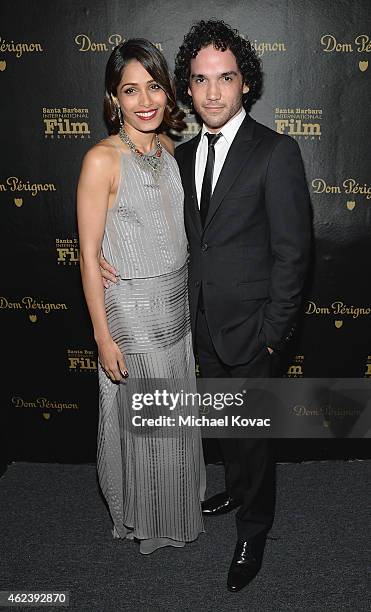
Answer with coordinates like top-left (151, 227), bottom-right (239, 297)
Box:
top-left (118, 127), bottom-right (164, 180)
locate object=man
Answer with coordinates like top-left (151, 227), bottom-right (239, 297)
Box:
top-left (100, 20), bottom-right (311, 592)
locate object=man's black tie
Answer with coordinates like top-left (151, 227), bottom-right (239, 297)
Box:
top-left (200, 132), bottom-right (222, 226)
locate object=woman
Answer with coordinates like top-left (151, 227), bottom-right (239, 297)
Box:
top-left (77, 39), bottom-right (205, 554)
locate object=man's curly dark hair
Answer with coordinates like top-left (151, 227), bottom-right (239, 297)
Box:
top-left (174, 20), bottom-right (263, 112)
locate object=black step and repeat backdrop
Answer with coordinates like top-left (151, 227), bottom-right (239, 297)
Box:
top-left (1, 1), bottom-right (370, 462)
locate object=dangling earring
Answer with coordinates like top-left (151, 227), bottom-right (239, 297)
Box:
top-left (116, 104), bottom-right (124, 129)
top-left (111, 95), bottom-right (124, 129)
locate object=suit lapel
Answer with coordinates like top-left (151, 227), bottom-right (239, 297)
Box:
top-left (203, 115), bottom-right (261, 231)
top-left (181, 132), bottom-right (202, 235)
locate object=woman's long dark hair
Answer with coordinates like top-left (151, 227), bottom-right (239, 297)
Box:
top-left (104, 39), bottom-right (186, 134)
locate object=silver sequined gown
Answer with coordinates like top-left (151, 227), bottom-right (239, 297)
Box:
top-left (97, 145), bottom-right (205, 551)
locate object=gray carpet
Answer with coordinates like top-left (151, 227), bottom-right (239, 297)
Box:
top-left (0, 460), bottom-right (369, 612)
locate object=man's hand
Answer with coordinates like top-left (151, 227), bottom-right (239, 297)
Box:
top-left (99, 254), bottom-right (119, 288)
top-left (267, 347), bottom-right (274, 355)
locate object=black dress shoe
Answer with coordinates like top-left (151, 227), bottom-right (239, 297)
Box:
top-left (227, 535), bottom-right (266, 592)
top-left (201, 491), bottom-right (241, 516)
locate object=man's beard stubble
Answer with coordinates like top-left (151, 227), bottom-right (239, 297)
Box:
top-left (196, 98), bottom-right (244, 131)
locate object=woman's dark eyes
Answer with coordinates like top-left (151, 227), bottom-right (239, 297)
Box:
top-left (124, 84), bottom-right (161, 95)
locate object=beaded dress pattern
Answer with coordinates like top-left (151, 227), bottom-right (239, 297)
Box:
top-left (98, 144), bottom-right (205, 550)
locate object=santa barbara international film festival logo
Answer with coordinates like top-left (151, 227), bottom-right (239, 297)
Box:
top-left (56, 237), bottom-right (79, 266)
top-left (0, 36), bottom-right (44, 71)
top-left (0, 176), bottom-right (57, 208)
top-left (364, 355), bottom-right (371, 378)
top-left (67, 349), bottom-right (97, 373)
top-left (0, 295), bottom-right (68, 323)
top-left (311, 177), bottom-right (371, 212)
top-left (285, 355), bottom-right (304, 378)
top-left (274, 106), bottom-right (322, 139)
top-left (43, 107), bottom-right (90, 139)
top-left (11, 394), bottom-right (79, 420)
top-left (320, 34), bottom-right (371, 71)
top-left (74, 33), bottom-right (164, 53)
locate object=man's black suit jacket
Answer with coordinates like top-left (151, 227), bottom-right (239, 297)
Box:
top-left (174, 114), bottom-right (311, 366)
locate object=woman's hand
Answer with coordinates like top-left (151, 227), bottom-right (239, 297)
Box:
top-left (97, 337), bottom-right (128, 382)
top-left (99, 254), bottom-right (119, 288)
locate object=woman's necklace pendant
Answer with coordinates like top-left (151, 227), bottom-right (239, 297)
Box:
top-left (118, 128), bottom-right (165, 182)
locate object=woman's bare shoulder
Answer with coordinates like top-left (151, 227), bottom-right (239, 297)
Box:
top-left (159, 133), bottom-right (175, 155)
top-left (82, 137), bottom-right (120, 171)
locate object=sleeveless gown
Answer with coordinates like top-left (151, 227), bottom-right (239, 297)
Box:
top-left (97, 144), bottom-right (205, 553)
